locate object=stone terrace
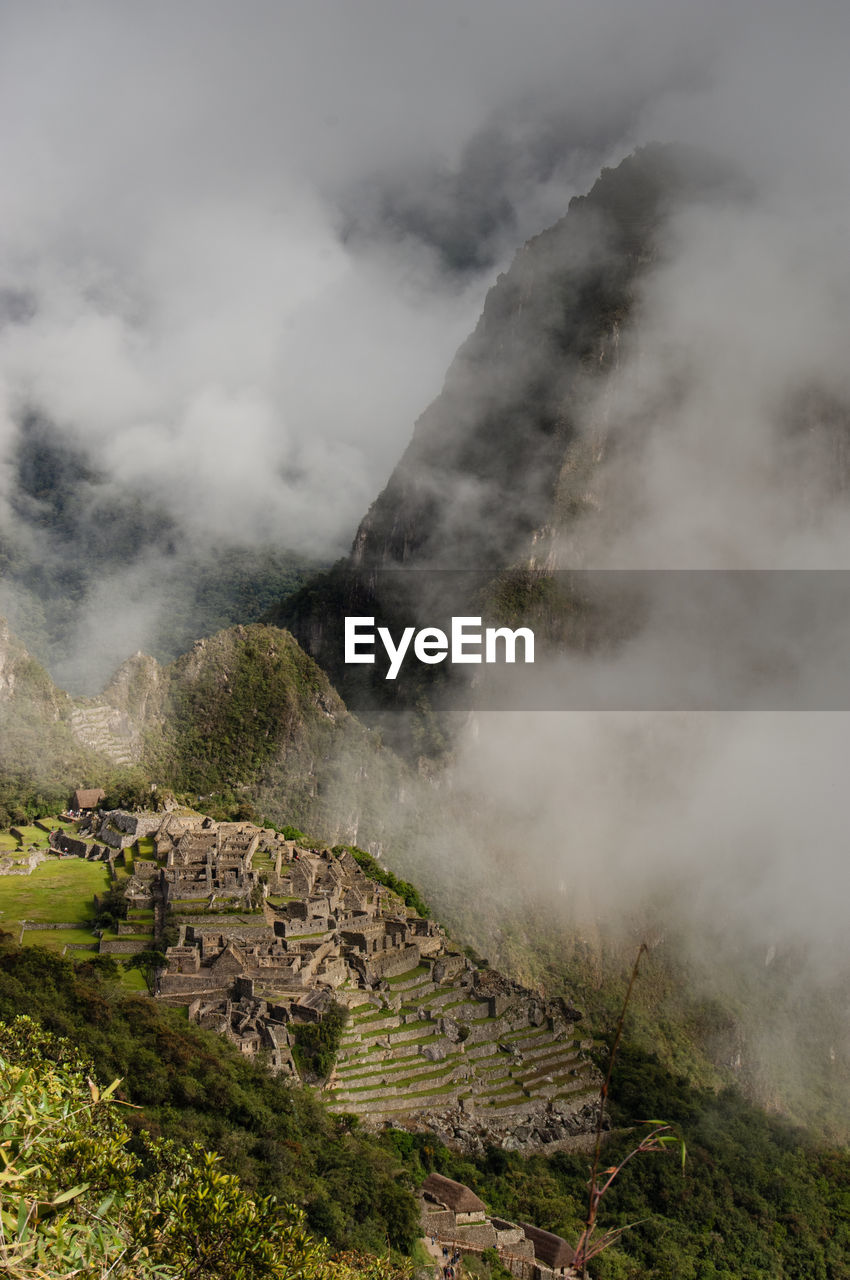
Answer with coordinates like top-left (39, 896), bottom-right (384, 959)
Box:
top-left (326, 964), bottom-right (601, 1153)
top-left (98, 809), bottom-right (601, 1153)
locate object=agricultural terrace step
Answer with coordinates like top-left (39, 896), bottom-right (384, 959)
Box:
top-left (499, 1028), bottom-right (555, 1049)
top-left (514, 1049), bottom-right (583, 1076)
top-left (345, 1013), bottom-right (402, 1033)
top-left (334, 1050), bottom-right (465, 1078)
top-left (469, 1075), bottom-right (518, 1097)
top-left (498, 1024), bottom-right (552, 1041)
top-left (528, 1073), bottom-right (596, 1097)
top-left (474, 1088), bottom-right (529, 1107)
top-left (338, 1039), bottom-right (433, 1063)
top-left (518, 1055), bottom-right (584, 1085)
top-left (349, 1021), bottom-right (437, 1046)
top-left (349, 1003), bottom-right (399, 1019)
top-left (332, 1057), bottom-right (466, 1088)
top-left (464, 1042), bottom-right (499, 1062)
top-left (433, 1000), bottom-right (487, 1020)
top-left (412, 989), bottom-right (465, 1010)
top-left (327, 1085), bottom-right (470, 1114)
top-left (390, 975), bottom-right (437, 995)
top-left (471, 1060), bottom-right (517, 1082)
top-left (330, 1068), bottom-right (463, 1102)
top-left (517, 1039), bottom-right (582, 1062)
top-left (386, 966), bottom-right (432, 988)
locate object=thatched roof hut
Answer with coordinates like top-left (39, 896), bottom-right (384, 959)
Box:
top-left (421, 1173), bottom-right (486, 1215)
top-left (72, 788), bottom-right (105, 811)
top-left (519, 1224), bottom-right (576, 1271)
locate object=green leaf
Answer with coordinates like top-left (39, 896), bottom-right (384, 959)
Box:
top-left (50, 1182), bottom-right (90, 1205)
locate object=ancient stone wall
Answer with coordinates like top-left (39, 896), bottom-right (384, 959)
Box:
top-left (99, 938), bottom-right (152, 955)
top-left (453, 1222), bottom-right (498, 1249)
top-left (360, 943), bottom-right (420, 984)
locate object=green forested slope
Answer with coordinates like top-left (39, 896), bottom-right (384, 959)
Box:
top-left (3, 942), bottom-right (849, 1278)
top-left (0, 943), bottom-right (419, 1256)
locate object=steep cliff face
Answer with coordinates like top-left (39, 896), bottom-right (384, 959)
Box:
top-left (348, 144), bottom-right (724, 572)
top-left (279, 143), bottom-right (850, 709)
top-left (275, 147), bottom-right (744, 694)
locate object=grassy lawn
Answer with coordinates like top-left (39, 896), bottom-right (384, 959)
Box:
top-left (117, 967), bottom-right (150, 992)
top-left (21, 927), bottom-right (100, 952)
top-left (0, 857), bottom-right (110, 937)
top-left (386, 964), bottom-right (430, 985)
top-left (136, 836), bottom-right (156, 856)
top-left (0, 834), bottom-right (20, 852)
top-left (11, 825), bottom-right (52, 849)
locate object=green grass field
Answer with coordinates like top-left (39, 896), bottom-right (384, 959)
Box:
top-left (21, 928), bottom-right (100, 952)
top-left (100, 928), bottom-right (155, 943)
top-left (117, 967), bottom-right (150, 992)
top-left (11, 825), bottom-right (53, 848)
top-left (0, 858), bottom-right (111, 938)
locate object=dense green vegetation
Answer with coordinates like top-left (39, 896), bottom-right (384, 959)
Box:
top-left (292, 1000), bottom-right (349, 1081)
top-left (1, 1014), bottom-right (410, 1280)
top-left (138, 624), bottom-right (412, 845)
top-left (386, 1039), bottom-right (850, 1279)
top-left (3, 939), bottom-right (850, 1276)
top-left (155, 627), bottom-right (339, 792)
top-left (0, 943), bottom-right (421, 1256)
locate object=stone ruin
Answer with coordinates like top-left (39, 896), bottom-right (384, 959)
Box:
top-left (90, 809), bottom-right (603, 1154)
top-left (89, 809), bottom-right (444, 1073)
top-left (419, 1173), bottom-right (578, 1279)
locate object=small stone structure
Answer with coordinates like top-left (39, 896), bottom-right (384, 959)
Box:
top-left (418, 1175), bottom-right (577, 1278)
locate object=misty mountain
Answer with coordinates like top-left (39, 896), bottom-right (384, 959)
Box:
top-left (279, 142), bottom-right (850, 708)
top-left (0, 615), bottom-right (409, 848)
top-left (275, 146), bottom-right (743, 698)
top-left (0, 412), bottom-right (321, 691)
top-left (270, 144), bottom-right (850, 1136)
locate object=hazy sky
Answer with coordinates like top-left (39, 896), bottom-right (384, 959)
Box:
top-left (5, 3), bottom-right (850, 1103)
top-left (2, 0), bottom-right (847, 561)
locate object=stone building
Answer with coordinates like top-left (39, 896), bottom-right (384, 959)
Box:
top-left (418, 1175), bottom-right (577, 1278)
top-left (125, 810), bottom-right (447, 1072)
top-left (71, 788), bottom-right (105, 812)
top-left (519, 1225), bottom-right (577, 1277)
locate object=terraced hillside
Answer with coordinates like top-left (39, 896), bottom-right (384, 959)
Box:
top-left (69, 702), bottom-right (139, 765)
top-left (45, 806), bottom-right (603, 1154)
top-left (327, 963), bottom-right (602, 1153)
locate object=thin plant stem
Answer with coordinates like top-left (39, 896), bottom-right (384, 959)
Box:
top-left (577, 941), bottom-right (648, 1279)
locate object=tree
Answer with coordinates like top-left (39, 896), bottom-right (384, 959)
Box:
top-left (0, 1015), bottom-right (413, 1280)
top-left (124, 949), bottom-right (168, 994)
